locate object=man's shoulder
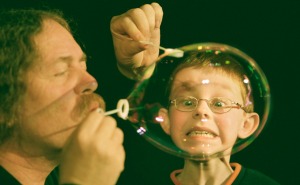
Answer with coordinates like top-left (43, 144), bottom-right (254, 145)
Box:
top-left (0, 165), bottom-right (21, 185)
top-left (0, 166), bottom-right (59, 185)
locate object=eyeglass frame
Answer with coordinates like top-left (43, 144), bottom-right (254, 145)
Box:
top-left (169, 96), bottom-right (247, 114)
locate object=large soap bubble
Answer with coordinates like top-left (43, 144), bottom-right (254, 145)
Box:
top-left (124, 42), bottom-right (271, 160)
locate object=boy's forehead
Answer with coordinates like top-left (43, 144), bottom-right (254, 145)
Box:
top-left (172, 68), bottom-right (236, 86)
top-left (171, 70), bottom-right (242, 97)
top-left (171, 77), bottom-right (237, 90)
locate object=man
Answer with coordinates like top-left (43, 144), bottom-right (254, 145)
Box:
top-left (0, 2), bottom-right (163, 185)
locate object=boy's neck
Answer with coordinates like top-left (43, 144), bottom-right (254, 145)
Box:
top-left (177, 157), bottom-right (233, 185)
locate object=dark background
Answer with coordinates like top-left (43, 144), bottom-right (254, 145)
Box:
top-left (2, 0), bottom-right (300, 184)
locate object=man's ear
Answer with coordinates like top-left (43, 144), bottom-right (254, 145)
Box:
top-left (238, 113), bottom-right (260, 139)
top-left (158, 108), bottom-right (170, 135)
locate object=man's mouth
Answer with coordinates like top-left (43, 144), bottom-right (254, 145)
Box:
top-left (73, 93), bottom-right (106, 119)
top-left (91, 93), bottom-right (106, 111)
top-left (85, 93), bottom-right (106, 112)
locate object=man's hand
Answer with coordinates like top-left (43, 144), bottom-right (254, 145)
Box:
top-left (110, 2), bottom-right (163, 80)
top-left (59, 108), bottom-right (125, 185)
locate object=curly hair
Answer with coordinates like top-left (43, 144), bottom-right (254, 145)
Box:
top-left (0, 8), bottom-right (71, 143)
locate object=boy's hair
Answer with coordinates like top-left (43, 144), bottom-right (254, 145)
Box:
top-left (129, 49), bottom-right (257, 125)
top-left (166, 51), bottom-right (254, 113)
top-left (0, 8), bottom-right (70, 143)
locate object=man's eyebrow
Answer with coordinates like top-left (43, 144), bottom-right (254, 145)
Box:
top-left (56, 53), bottom-right (87, 63)
top-left (80, 53), bottom-right (87, 61)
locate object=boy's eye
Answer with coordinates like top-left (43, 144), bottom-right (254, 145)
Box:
top-left (182, 100), bottom-right (194, 107)
top-left (214, 101), bottom-right (224, 107)
top-left (210, 98), bottom-right (227, 108)
top-left (178, 97), bottom-right (196, 107)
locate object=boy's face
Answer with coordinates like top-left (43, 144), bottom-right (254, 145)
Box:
top-left (159, 67), bottom-right (259, 156)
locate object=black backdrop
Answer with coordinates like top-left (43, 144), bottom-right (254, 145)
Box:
top-left (2, 0), bottom-right (300, 184)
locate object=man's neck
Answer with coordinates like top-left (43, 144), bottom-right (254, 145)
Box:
top-left (0, 140), bottom-right (59, 185)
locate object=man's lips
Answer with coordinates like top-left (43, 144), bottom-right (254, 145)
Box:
top-left (88, 93), bottom-right (106, 112)
top-left (93, 94), bottom-right (106, 110)
top-left (89, 102), bottom-right (101, 112)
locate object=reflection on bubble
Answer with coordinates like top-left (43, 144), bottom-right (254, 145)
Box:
top-left (125, 42), bottom-right (271, 160)
top-left (137, 127), bottom-right (146, 135)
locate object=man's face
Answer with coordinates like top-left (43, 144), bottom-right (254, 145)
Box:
top-left (167, 67), bottom-right (246, 155)
top-left (17, 19), bottom-right (102, 156)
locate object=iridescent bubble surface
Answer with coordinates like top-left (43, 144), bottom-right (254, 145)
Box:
top-left (125, 42), bottom-right (271, 160)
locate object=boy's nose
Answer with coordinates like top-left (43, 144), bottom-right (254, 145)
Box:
top-left (192, 100), bottom-right (210, 118)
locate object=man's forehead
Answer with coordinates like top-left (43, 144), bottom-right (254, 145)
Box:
top-left (33, 19), bottom-right (84, 64)
top-left (34, 19), bottom-right (74, 50)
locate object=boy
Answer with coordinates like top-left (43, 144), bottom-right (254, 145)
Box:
top-left (155, 47), bottom-right (280, 184)
top-left (111, 3), bottom-right (280, 184)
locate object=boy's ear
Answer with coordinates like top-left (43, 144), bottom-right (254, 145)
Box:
top-left (158, 108), bottom-right (171, 135)
top-left (238, 113), bottom-right (260, 139)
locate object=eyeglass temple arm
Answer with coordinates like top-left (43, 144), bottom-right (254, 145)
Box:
top-left (230, 103), bottom-right (248, 113)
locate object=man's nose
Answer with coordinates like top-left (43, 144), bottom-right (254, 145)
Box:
top-left (74, 70), bottom-right (98, 95)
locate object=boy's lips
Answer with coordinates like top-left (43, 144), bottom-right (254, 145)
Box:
top-left (186, 127), bottom-right (217, 138)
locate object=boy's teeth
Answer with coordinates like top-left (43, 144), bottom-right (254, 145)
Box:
top-left (188, 131), bottom-right (214, 138)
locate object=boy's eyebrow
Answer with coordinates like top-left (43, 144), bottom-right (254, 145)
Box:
top-left (172, 81), bottom-right (195, 93)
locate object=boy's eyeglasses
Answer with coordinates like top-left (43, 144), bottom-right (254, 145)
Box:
top-left (169, 96), bottom-right (246, 114)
